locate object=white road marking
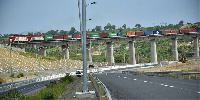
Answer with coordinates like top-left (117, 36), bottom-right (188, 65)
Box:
top-left (198, 92), bottom-right (200, 94)
top-left (133, 79), bottom-right (137, 80)
top-left (164, 85), bottom-right (168, 87)
top-left (161, 84), bottom-right (164, 85)
top-left (144, 81), bottom-right (147, 82)
top-left (118, 76), bottom-right (120, 77)
top-left (169, 86), bottom-right (174, 88)
top-left (124, 77), bottom-right (127, 78)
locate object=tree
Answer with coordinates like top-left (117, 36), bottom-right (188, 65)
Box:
top-left (135, 24), bottom-right (141, 28)
top-left (179, 20), bottom-right (184, 26)
top-left (111, 25), bottom-right (116, 30)
top-left (69, 27), bottom-right (77, 35)
top-left (122, 24), bottom-right (126, 29)
top-left (95, 26), bottom-right (102, 31)
top-left (28, 32), bottom-right (33, 35)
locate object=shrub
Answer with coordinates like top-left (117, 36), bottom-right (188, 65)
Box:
top-left (41, 91), bottom-right (54, 100)
top-left (60, 74), bottom-right (75, 83)
top-left (10, 73), bottom-right (14, 78)
top-left (0, 77), bottom-right (5, 84)
top-left (16, 73), bottom-right (24, 78)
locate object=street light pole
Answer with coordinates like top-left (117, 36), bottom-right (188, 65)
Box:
top-left (82, 0), bottom-right (88, 92)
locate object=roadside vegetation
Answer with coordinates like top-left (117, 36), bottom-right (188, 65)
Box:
top-left (0, 74), bottom-right (76, 100)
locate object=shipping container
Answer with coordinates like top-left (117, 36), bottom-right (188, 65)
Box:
top-left (188, 29), bottom-right (197, 33)
top-left (135, 31), bottom-right (144, 36)
top-left (132, 32), bottom-right (136, 35)
top-left (100, 33), bottom-right (109, 38)
top-left (126, 32), bottom-right (132, 36)
top-left (54, 35), bottom-right (63, 40)
top-left (170, 30), bottom-right (179, 34)
top-left (45, 35), bottom-right (54, 41)
top-left (144, 31), bottom-right (153, 35)
top-left (109, 33), bottom-right (118, 37)
top-left (122, 33), bottom-right (127, 36)
top-left (72, 34), bottom-right (81, 39)
top-left (91, 33), bottom-right (100, 38)
top-left (197, 29), bottom-right (200, 32)
top-left (86, 34), bottom-right (91, 38)
top-left (118, 33), bottom-right (123, 36)
top-left (162, 30), bottom-right (171, 34)
top-left (153, 31), bottom-right (162, 35)
top-left (179, 30), bottom-right (189, 33)
top-left (68, 35), bottom-right (72, 39)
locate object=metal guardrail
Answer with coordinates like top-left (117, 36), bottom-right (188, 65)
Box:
top-left (0, 73), bottom-right (66, 93)
top-left (89, 74), bottom-right (112, 100)
top-left (122, 71), bottom-right (200, 80)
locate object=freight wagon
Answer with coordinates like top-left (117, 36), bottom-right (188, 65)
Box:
top-left (53, 35), bottom-right (68, 41)
top-left (91, 33), bottom-right (100, 38)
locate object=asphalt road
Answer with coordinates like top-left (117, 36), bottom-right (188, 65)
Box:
top-left (95, 73), bottom-right (200, 100)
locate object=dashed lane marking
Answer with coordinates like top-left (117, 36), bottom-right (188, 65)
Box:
top-left (198, 92), bottom-right (200, 94)
top-left (144, 81), bottom-right (147, 83)
top-left (164, 85), bottom-right (168, 87)
top-left (169, 86), bottom-right (174, 88)
top-left (118, 76), bottom-right (120, 77)
top-left (133, 79), bottom-right (137, 80)
top-left (124, 77), bottom-right (127, 78)
top-left (161, 84), bottom-right (164, 86)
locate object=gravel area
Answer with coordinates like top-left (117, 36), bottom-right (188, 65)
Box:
top-left (57, 76), bottom-right (99, 100)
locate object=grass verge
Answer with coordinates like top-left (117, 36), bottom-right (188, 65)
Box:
top-left (1, 74), bottom-right (76, 100)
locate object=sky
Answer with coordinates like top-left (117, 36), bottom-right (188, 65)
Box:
top-left (0, 0), bottom-right (199, 35)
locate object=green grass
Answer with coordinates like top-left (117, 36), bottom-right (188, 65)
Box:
top-left (1, 75), bottom-right (76, 100)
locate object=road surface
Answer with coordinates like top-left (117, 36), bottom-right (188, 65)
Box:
top-left (95, 73), bottom-right (200, 99)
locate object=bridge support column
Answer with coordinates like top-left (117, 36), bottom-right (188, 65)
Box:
top-left (39, 47), bottom-right (46, 56)
top-left (86, 43), bottom-right (92, 64)
top-left (62, 45), bottom-right (69, 59)
top-left (151, 39), bottom-right (157, 63)
top-left (107, 42), bottom-right (114, 66)
top-left (193, 37), bottom-right (199, 57)
top-left (129, 41), bottom-right (136, 65)
top-left (172, 38), bottom-right (178, 61)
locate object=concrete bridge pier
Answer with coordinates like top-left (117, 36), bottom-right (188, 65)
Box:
top-left (62, 45), bottom-right (69, 59)
top-left (107, 42), bottom-right (114, 66)
top-left (193, 37), bottom-right (199, 57)
top-left (151, 39), bottom-right (157, 63)
top-left (172, 38), bottom-right (178, 61)
top-left (129, 40), bottom-right (136, 65)
top-left (86, 43), bottom-right (92, 64)
top-left (39, 47), bottom-right (46, 56)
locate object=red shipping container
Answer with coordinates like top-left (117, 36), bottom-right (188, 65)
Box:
top-left (100, 33), bottom-right (109, 38)
top-left (63, 35), bottom-right (68, 39)
top-left (179, 30), bottom-right (189, 33)
top-left (86, 34), bottom-right (91, 38)
top-left (73, 34), bottom-right (81, 39)
top-left (170, 30), bottom-right (179, 34)
top-left (162, 30), bottom-right (171, 34)
top-left (189, 29), bottom-right (197, 33)
top-left (135, 31), bottom-right (144, 35)
top-left (54, 35), bottom-right (64, 40)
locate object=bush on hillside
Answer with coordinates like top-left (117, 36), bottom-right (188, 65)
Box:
top-left (0, 77), bottom-right (5, 84)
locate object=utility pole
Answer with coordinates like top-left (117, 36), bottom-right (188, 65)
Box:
top-left (9, 43), bottom-right (13, 83)
top-left (82, 0), bottom-right (88, 92)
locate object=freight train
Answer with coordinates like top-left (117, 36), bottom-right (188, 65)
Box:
top-left (9, 29), bottom-right (200, 43)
